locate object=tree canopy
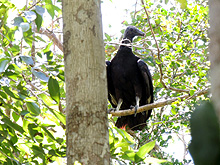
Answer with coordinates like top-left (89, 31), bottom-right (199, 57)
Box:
top-left (0, 0), bottom-right (209, 164)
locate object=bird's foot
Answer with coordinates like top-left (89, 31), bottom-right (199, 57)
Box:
top-left (107, 108), bottom-right (115, 113)
top-left (108, 107), bottom-right (120, 113)
top-left (130, 105), bottom-right (139, 117)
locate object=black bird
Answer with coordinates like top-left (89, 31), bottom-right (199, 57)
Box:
top-left (106, 26), bottom-right (153, 131)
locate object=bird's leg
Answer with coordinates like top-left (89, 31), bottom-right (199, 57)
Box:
top-left (130, 96), bottom-right (140, 117)
top-left (108, 98), bottom-right (123, 113)
top-left (115, 98), bottom-right (123, 111)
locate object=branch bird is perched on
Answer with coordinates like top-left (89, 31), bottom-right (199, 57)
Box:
top-left (106, 26), bottom-right (154, 131)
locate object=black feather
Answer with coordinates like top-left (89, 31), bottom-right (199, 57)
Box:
top-left (106, 26), bottom-right (153, 130)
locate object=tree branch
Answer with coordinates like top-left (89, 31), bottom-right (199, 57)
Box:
top-left (141, 0), bottom-right (167, 89)
top-left (109, 88), bottom-right (209, 117)
top-left (35, 27), bottom-right (63, 52)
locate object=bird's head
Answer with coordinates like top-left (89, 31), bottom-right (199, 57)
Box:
top-left (123, 26), bottom-right (145, 42)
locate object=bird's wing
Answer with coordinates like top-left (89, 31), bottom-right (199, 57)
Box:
top-left (106, 61), bottom-right (117, 107)
top-left (137, 59), bottom-right (154, 104)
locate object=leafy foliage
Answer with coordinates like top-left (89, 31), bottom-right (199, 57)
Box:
top-left (0, 0), bottom-right (210, 164)
top-left (105, 0), bottom-right (209, 164)
top-left (0, 0), bottom-right (65, 164)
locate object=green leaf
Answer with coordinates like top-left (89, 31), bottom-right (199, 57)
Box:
top-left (24, 11), bottom-right (37, 22)
top-left (144, 157), bottom-right (168, 164)
top-left (190, 90), bottom-right (195, 96)
top-left (175, 0), bottom-right (187, 9)
top-left (20, 22), bottom-right (30, 32)
top-left (45, 0), bottom-right (55, 19)
top-left (121, 150), bottom-right (135, 162)
top-left (115, 127), bottom-right (135, 144)
top-left (35, 6), bottom-right (45, 15)
top-left (45, 50), bottom-right (53, 62)
top-left (189, 101), bottom-right (220, 165)
top-left (135, 141), bottom-right (156, 163)
top-left (48, 76), bottom-right (60, 104)
top-left (32, 69), bottom-right (49, 82)
top-left (42, 126), bottom-right (56, 141)
top-left (2, 86), bottom-right (21, 100)
top-left (26, 101), bottom-right (41, 116)
top-left (1, 117), bottom-right (24, 134)
top-left (28, 123), bottom-right (38, 138)
top-left (12, 111), bottom-right (20, 122)
top-left (21, 110), bottom-right (30, 116)
top-left (0, 58), bottom-right (10, 73)
top-left (38, 93), bottom-right (54, 106)
top-left (50, 109), bottom-right (66, 125)
top-left (35, 12), bottom-right (43, 31)
top-left (13, 17), bottom-right (24, 26)
top-left (20, 56), bottom-right (34, 65)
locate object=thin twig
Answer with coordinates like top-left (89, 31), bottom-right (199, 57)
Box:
top-left (19, 0), bottom-right (41, 16)
top-left (35, 27), bottom-right (63, 52)
top-left (141, 0), bottom-right (167, 89)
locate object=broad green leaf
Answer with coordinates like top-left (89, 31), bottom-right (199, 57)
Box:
top-left (32, 145), bottom-right (45, 154)
top-left (1, 117), bottom-right (24, 134)
top-left (24, 11), bottom-right (37, 22)
top-left (38, 93), bottom-right (54, 106)
top-left (0, 58), bottom-right (10, 73)
top-left (12, 111), bottom-right (20, 122)
top-left (48, 76), bottom-right (60, 104)
top-left (121, 150), bottom-right (135, 162)
top-left (45, 0), bottom-right (55, 19)
top-left (175, 0), bottom-right (187, 9)
top-left (20, 56), bottom-right (34, 65)
top-left (2, 86), bottom-right (21, 100)
top-left (42, 126), bottom-right (56, 141)
top-left (135, 141), bottom-right (156, 163)
top-left (144, 157), bottom-right (168, 164)
top-left (26, 101), bottom-right (41, 116)
top-left (21, 110), bottom-right (30, 116)
top-left (32, 69), bottom-right (49, 82)
top-left (13, 17), bottom-right (24, 26)
top-left (190, 90), bottom-right (195, 96)
top-left (45, 50), bottom-right (53, 62)
top-left (48, 108), bottom-right (66, 125)
top-left (35, 6), bottom-right (45, 15)
top-left (28, 123), bottom-right (39, 138)
top-left (35, 12), bottom-right (43, 31)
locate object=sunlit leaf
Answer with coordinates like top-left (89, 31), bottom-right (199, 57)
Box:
top-left (20, 22), bottom-right (30, 32)
top-left (144, 157), bottom-right (168, 164)
top-left (20, 56), bottom-right (34, 65)
top-left (0, 58), bottom-right (10, 73)
top-left (35, 12), bottom-right (43, 31)
top-left (2, 86), bottom-right (22, 100)
top-left (135, 141), bottom-right (156, 163)
top-left (13, 17), bottom-right (24, 26)
top-left (48, 76), bottom-right (60, 104)
top-left (32, 69), bottom-right (49, 82)
top-left (35, 6), bottom-right (45, 15)
top-left (24, 11), bottom-right (37, 22)
top-left (26, 101), bottom-right (41, 116)
top-left (1, 117), bottom-right (25, 134)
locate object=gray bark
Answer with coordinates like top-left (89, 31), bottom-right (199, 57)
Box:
top-left (62, 0), bottom-right (110, 164)
top-left (209, 0), bottom-right (220, 120)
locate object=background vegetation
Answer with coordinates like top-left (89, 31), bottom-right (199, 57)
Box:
top-left (0, 0), bottom-right (209, 164)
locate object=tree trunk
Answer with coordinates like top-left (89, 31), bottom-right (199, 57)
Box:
top-left (209, 0), bottom-right (220, 121)
top-left (62, 0), bottom-right (110, 164)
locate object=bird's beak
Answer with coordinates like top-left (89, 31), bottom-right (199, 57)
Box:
top-left (136, 29), bottom-right (145, 37)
